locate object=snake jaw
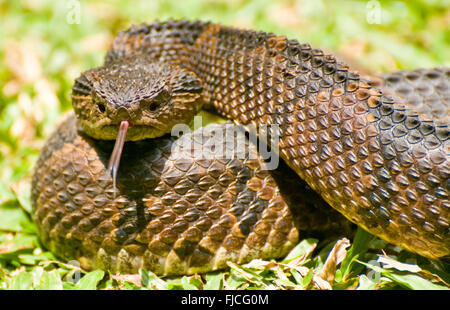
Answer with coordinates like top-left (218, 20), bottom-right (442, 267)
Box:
top-left (107, 120), bottom-right (129, 193)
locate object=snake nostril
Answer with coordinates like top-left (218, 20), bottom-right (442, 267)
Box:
top-left (98, 103), bottom-right (106, 113)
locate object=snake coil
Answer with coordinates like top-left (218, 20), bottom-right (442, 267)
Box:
top-left (32, 20), bottom-right (449, 275)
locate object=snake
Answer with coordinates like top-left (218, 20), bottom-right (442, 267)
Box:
top-left (31, 20), bottom-right (449, 276)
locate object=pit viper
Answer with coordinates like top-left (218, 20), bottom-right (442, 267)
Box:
top-left (32, 20), bottom-right (449, 275)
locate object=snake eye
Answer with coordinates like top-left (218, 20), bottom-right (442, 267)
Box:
top-left (148, 101), bottom-right (158, 111)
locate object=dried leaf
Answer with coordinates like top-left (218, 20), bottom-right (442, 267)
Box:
top-left (377, 255), bottom-right (421, 273)
top-left (244, 258), bottom-right (274, 269)
top-left (318, 238), bottom-right (351, 283)
top-left (111, 273), bottom-right (142, 287)
top-left (312, 275), bottom-right (333, 290)
top-left (284, 238), bottom-right (317, 265)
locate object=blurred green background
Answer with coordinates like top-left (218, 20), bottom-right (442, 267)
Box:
top-left (0, 0), bottom-right (448, 289)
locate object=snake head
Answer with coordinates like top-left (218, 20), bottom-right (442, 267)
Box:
top-left (71, 56), bottom-right (203, 141)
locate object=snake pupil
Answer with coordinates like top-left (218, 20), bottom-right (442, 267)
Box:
top-left (149, 102), bottom-right (158, 111)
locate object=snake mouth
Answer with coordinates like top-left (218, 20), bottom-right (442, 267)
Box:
top-left (107, 120), bottom-right (129, 190)
top-left (100, 123), bottom-right (166, 140)
top-left (103, 123), bottom-right (154, 131)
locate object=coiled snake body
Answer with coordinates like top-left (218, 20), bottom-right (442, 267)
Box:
top-left (32, 20), bottom-right (449, 275)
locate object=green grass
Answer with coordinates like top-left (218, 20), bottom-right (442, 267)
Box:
top-left (0, 0), bottom-right (449, 290)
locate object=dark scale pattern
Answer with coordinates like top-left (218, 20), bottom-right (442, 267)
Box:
top-left (33, 20), bottom-right (449, 275)
top-left (179, 25), bottom-right (449, 259)
top-left (105, 20), bottom-right (211, 65)
top-left (32, 114), bottom-right (352, 275)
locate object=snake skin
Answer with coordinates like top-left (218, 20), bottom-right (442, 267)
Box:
top-left (32, 20), bottom-right (449, 275)
top-left (32, 114), bottom-right (353, 274)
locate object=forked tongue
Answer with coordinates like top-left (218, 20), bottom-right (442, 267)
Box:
top-left (108, 120), bottom-right (129, 195)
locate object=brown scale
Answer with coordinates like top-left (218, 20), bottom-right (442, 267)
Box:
top-left (32, 114), bottom-right (352, 275)
top-left (184, 24), bottom-right (449, 259)
top-left (32, 20), bottom-right (449, 275)
top-left (108, 20), bottom-right (448, 259)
